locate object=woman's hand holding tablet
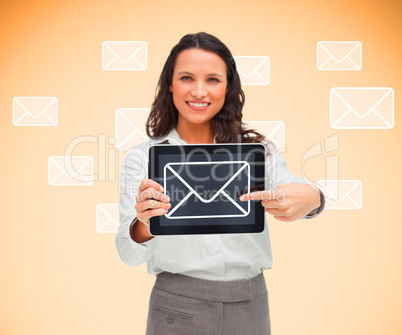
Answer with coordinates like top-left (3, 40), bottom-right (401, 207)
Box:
top-left (130, 179), bottom-right (171, 242)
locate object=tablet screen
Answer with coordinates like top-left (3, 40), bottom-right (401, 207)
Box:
top-left (149, 144), bottom-right (265, 235)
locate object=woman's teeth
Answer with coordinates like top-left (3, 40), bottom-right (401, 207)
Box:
top-left (187, 102), bottom-right (209, 108)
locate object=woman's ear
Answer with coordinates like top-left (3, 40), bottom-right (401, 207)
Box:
top-left (169, 85), bottom-right (173, 92)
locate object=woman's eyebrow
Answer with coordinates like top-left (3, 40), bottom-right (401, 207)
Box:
top-left (208, 73), bottom-right (223, 78)
top-left (177, 71), bottom-right (193, 75)
top-left (177, 71), bottom-right (223, 78)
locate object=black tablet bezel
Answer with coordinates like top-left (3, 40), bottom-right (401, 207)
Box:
top-left (148, 143), bottom-right (265, 235)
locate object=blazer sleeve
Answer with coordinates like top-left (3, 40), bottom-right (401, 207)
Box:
top-left (265, 142), bottom-right (325, 219)
top-left (115, 144), bottom-right (157, 266)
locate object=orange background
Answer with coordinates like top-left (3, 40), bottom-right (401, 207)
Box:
top-left (1, 0), bottom-right (401, 334)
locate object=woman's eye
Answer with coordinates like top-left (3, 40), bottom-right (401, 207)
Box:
top-left (179, 76), bottom-right (219, 82)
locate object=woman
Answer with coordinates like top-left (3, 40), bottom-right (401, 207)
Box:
top-left (116, 32), bottom-right (324, 335)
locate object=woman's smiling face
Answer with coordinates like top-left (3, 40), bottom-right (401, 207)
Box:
top-left (170, 48), bottom-right (227, 128)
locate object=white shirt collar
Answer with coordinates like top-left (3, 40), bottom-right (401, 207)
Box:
top-left (159, 128), bottom-right (217, 145)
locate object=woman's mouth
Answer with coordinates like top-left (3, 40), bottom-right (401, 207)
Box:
top-left (186, 101), bottom-right (211, 110)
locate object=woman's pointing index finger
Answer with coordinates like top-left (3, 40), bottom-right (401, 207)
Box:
top-left (240, 190), bottom-right (277, 201)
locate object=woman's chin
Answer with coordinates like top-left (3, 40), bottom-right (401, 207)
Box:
top-left (179, 116), bottom-right (212, 126)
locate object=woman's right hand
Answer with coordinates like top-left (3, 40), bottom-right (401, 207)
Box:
top-left (135, 179), bottom-right (171, 226)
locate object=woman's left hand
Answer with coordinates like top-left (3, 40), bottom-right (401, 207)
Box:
top-left (240, 183), bottom-right (321, 222)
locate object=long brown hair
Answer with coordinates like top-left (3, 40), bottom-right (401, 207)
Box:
top-left (146, 32), bottom-right (266, 144)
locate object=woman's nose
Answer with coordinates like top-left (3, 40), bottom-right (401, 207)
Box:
top-left (191, 82), bottom-right (207, 99)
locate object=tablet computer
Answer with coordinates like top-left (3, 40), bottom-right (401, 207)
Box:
top-left (148, 143), bottom-right (265, 235)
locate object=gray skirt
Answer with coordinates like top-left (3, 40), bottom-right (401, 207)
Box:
top-left (146, 272), bottom-right (271, 335)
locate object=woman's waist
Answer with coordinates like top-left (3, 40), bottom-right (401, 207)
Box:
top-left (153, 271), bottom-right (267, 303)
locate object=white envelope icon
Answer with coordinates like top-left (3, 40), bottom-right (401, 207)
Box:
top-left (234, 56), bottom-right (270, 85)
top-left (244, 121), bottom-right (285, 149)
top-left (317, 41), bottom-right (362, 70)
top-left (164, 161), bottom-right (250, 219)
top-left (96, 204), bottom-right (119, 233)
top-left (330, 87), bottom-right (394, 129)
top-left (48, 156), bottom-right (93, 185)
top-left (13, 97), bottom-right (57, 126)
top-left (115, 108), bottom-right (150, 149)
top-left (317, 180), bottom-right (362, 209)
top-left (102, 41), bottom-right (147, 71)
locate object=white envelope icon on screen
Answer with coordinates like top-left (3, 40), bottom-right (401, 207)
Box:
top-left (13, 97), bottom-right (57, 126)
top-left (317, 180), bottom-right (362, 209)
top-left (102, 41), bottom-right (147, 70)
top-left (317, 41), bottom-right (362, 70)
top-left (244, 121), bottom-right (285, 149)
top-left (96, 204), bottom-right (119, 233)
top-left (115, 108), bottom-right (150, 149)
top-left (164, 161), bottom-right (250, 219)
top-left (48, 156), bottom-right (93, 185)
top-left (330, 87), bottom-right (394, 129)
top-left (234, 56), bottom-right (270, 85)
